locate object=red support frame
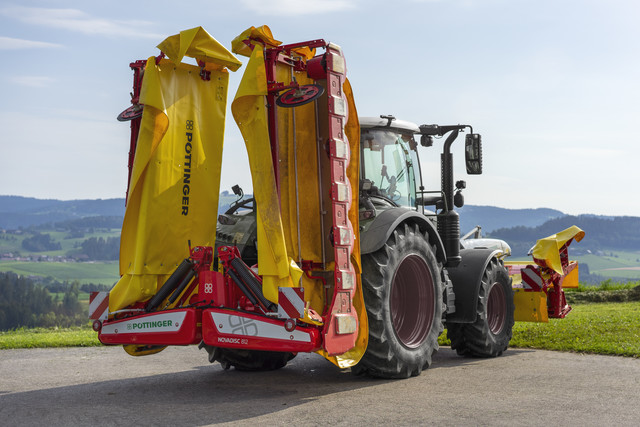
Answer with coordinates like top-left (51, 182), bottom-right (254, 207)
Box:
top-left (261, 41), bottom-right (358, 355)
top-left (123, 60), bottom-right (146, 205)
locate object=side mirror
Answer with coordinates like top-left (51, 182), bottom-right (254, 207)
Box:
top-left (465, 134), bottom-right (483, 175)
top-left (420, 134), bottom-right (433, 147)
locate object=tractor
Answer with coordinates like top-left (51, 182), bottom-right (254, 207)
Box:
top-left (91, 26), bottom-right (579, 379)
top-left (213, 114), bottom-right (514, 377)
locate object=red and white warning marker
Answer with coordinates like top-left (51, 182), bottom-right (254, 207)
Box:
top-left (521, 266), bottom-right (543, 292)
top-left (277, 287), bottom-right (305, 319)
top-left (89, 292), bottom-right (109, 320)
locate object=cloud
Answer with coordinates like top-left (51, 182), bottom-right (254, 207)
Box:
top-left (0, 6), bottom-right (162, 39)
top-left (9, 75), bottom-right (56, 88)
top-left (238, 0), bottom-right (358, 16)
top-left (0, 36), bottom-right (63, 50)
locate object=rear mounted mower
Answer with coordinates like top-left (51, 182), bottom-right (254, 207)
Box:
top-left (92, 245), bottom-right (322, 353)
top-left (95, 35), bottom-right (358, 358)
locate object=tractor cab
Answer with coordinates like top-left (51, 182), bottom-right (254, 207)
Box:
top-left (359, 116), bottom-right (422, 209)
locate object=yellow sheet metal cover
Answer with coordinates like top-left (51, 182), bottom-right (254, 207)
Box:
top-left (531, 225), bottom-right (585, 274)
top-left (231, 25), bottom-right (281, 57)
top-left (109, 30), bottom-right (239, 312)
top-left (231, 30), bottom-right (367, 367)
top-left (513, 289), bottom-right (548, 323)
top-left (157, 26), bottom-right (242, 71)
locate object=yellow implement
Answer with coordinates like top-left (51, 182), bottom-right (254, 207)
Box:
top-left (507, 226), bottom-right (585, 322)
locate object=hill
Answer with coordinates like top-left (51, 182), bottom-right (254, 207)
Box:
top-left (0, 196), bottom-right (125, 229)
top-left (488, 215), bottom-right (640, 255)
top-left (2, 195), bottom-right (564, 233)
top-left (0, 193), bottom-right (247, 230)
top-left (458, 205), bottom-right (564, 233)
top-left (2, 195), bottom-right (639, 285)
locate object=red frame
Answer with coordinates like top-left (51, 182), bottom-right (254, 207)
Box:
top-left (202, 308), bottom-right (321, 353)
top-left (99, 308), bottom-right (201, 345)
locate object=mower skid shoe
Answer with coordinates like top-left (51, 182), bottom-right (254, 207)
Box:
top-left (202, 308), bottom-right (321, 353)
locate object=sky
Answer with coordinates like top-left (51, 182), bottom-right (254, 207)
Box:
top-left (0, 0), bottom-right (638, 216)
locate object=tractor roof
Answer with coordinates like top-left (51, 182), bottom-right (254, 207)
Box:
top-left (359, 116), bottom-right (420, 134)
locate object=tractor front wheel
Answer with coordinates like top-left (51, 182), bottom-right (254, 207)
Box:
top-left (447, 258), bottom-right (514, 357)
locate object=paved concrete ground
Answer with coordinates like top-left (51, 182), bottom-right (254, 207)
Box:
top-left (1, 345), bottom-right (639, 426)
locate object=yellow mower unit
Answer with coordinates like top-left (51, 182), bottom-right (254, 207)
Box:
top-left (507, 226), bottom-right (585, 322)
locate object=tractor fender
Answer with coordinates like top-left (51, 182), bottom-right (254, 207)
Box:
top-left (445, 248), bottom-right (502, 324)
top-left (360, 208), bottom-right (446, 263)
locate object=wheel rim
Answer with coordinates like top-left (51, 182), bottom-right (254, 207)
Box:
top-left (390, 255), bottom-right (435, 348)
top-left (487, 282), bottom-right (506, 335)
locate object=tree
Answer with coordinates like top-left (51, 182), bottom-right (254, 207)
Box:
top-left (21, 233), bottom-right (62, 252)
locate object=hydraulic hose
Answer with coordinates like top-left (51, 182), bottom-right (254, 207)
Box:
top-left (167, 269), bottom-right (197, 305)
top-left (145, 259), bottom-right (194, 312)
top-left (230, 257), bottom-right (277, 312)
top-left (227, 269), bottom-right (260, 307)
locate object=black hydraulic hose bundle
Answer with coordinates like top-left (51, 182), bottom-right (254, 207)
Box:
top-left (226, 268), bottom-right (261, 307)
top-left (168, 269), bottom-right (197, 305)
top-left (145, 259), bottom-right (195, 312)
top-left (229, 257), bottom-right (277, 312)
top-left (144, 251), bottom-right (275, 313)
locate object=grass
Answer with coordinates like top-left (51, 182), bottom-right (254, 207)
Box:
top-left (509, 302), bottom-right (640, 357)
top-left (438, 301), bottom-right (640, 358)
top-left (0, 325), bottom-right (100, 349)
top-left (0, 260), bottom-right (119, 285)
top-left (570, 280), bottom-right (638, 292)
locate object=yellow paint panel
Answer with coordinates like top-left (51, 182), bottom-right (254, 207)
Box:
top-left (514, 289), bottom-right (548, 323)
top-left (110, 58), bottom-right (232, 312)
top-left (563, 262), bottom-right (579, 288)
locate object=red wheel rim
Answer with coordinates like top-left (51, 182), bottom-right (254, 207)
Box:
top-left (390, 255), bottom-right (435, 348)
top-left (276, 84), bottom-right (324, 107)
top-left (487, 282), bottom-right (506, 334)
top-left (117, 104), bottom-right (143, 122)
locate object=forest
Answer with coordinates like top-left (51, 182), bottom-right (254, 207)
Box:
top-left (0, 272), bottom-right (109, 331)
top-left (489, 215), bottom-right (640, 256)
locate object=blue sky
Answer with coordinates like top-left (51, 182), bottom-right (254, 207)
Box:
top-left (1, 0), bottom-right (638, 216)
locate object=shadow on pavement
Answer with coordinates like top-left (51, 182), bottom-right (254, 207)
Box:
top-left (0, 346), bottom-right (533, 425)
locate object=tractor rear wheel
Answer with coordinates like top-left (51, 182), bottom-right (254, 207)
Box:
top-left (447, 258), bottom-right (514, 357)
top-left (353, 223), bottom-right (444, 379)
top-left (199, 343), bottom-right (296, 371)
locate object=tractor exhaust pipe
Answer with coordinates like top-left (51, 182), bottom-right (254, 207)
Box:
top-left (440, 129), bottom-right (461, 267)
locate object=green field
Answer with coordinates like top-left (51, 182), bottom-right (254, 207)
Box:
top-left (433, 300), bottom-right (640, 358)
top-left (510, 249), bottom-right (640, 281)
top-left (0, 260), bottom-right (119, 285)
top-left (574, 251), bottom-right (640, 280)
top-left (0, 228), bottom-right (121, 257)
